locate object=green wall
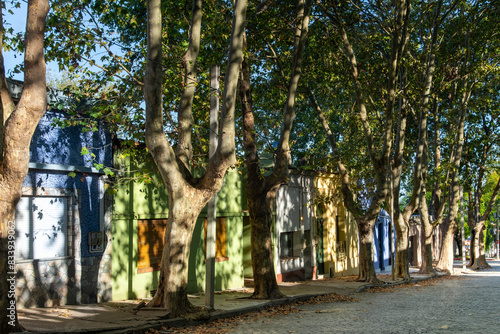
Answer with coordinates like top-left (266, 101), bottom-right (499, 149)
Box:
top-left (112, 155), bottom-right (247, 300)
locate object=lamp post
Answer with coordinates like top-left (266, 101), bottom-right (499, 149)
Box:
top-left (205, 65), bottom-right (219, 310)
top-left (496, 204), bottom-right (499, 260)
top-left (460, 186), bottom-right (465, 271)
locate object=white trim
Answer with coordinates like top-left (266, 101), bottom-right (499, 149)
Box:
top-left (28, 162), bottom-right (104, 174)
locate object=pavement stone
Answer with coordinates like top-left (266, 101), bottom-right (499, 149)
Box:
top-left (230, 260), bottom-right (500, 334)
top-left (16, 262), bottom-right (483, 334)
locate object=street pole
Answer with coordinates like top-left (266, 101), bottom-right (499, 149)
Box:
top-left (496, 203), bottom-right (499, 260)
top-left (390, 172), bottom-right (395, 281)
top-left (460, 186), bottom-right (465, 271)
top-left (205, 65), bottom-right (219, 310)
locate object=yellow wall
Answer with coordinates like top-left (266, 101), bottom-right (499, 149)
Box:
top-left (314, 175), bottom-right (359, 277)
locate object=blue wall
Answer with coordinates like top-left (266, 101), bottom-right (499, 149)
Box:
top-left (373, 210), bottom-right (391, 270)
top-left (22, 109), bottom-right (112, 258)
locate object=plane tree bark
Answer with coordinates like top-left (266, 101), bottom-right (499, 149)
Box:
top-left (465, 126), bottom-right (500, 270)
top-left (315, 0), bottom-right (410, 283)
top-left (0, 0), bottom-right (50, 332)
top-left (412, 0), bottom-right (455, 275)
top-left (434, 3), bottom-right (498, 272)
top-left (391, 65), bottom-right (418, 280)
top-left (144, 0), bottom-right (248, 317)
top-left (238, 0), bottom-right (311, 299)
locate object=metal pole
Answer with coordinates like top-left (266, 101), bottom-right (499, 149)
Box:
top-left (496, 203), bottom-right (499, 260)
top-left (205, 65), bottom-right (219, 309)
top-left (390, 172), bottom-right (395, 281)
top-left (460, 186), bottom-right (465, 271)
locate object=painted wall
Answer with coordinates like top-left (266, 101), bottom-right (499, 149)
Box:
top-left (275, 173), bottom-right (315, 282)
top-left (314, 174), bottom-right (359, 277)
top-left (373, 210), bottom-right (391, 271)
top-left (274, 172), bottom-right (359, 282)
top-left (112, 154), bottom-right (247, 300)
top-left (15, 106), bottom-right (113, 308)
top-left (25, 109), bottom-right (112, 257)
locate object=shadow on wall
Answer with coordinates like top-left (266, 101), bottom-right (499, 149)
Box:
top-left (14, 106), bottom-right (113, 308)
top-left (15, 259), bottom-right (77, 308)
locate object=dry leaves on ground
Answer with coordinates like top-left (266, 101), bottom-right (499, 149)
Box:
top-left (153, 293), bottom-right (358, 334)
top-left (330, 275), bottom-right (359, 282)
top-left (365, 274), bottom-right (466, 293)
top-left (293, 292), bottom-right (360, 305)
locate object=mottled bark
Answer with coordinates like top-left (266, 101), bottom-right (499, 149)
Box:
top-left (419, 198), bottom-right (436, 275)
top-left (239, 51), bottom-right (284, 299)
top-left (316, 0), bottom-right (409, 282)
top-left (247, 184), bottom-right (284, 299)
top-left (0, 1), bottom-right (50, 332)
top-left (175, 0), bottom-right (203, 168)
top-left (357, 218), bottom-right (379, 283)
top-left (238, 0), bottom-right (311, 299)
top-left (149, 188), bottom-right (209, 315)
top-left (436, 89), bottom-right (468, 272)
top-left (394, 219), bottom-right (410, 278)
top-left (144, 0), bottom-right (247, 316)
top-left (392, 66), bottom-right (414, 281)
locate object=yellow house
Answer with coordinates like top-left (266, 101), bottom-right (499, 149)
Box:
top-left (314, 174), bottom-right (359, 277)
top-left (274, 171), bottom-right (358, 282)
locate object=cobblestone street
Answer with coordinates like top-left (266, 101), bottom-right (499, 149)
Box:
top-left (228, 261), bottom-right (500, 334)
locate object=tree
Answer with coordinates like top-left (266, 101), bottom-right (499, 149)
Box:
top-left (463, 89), bottom-right (500, 269)
top-left (0, 0), bottom-right (50, 332)
top-left (239, 0), bottom-right (311, 299)
top-left (313, 0), bottom-right (410, 282)
top-left (434, 0), bottom-right (499, 272)
top-left (144, 0), bottom-right (248, 317)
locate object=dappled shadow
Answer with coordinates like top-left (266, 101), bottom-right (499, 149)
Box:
top-left (15, 106), bottom-right (113, 309)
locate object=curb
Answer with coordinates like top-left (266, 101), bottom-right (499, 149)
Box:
top-left (19, 293), bottom-right (333, 334)
top-left (19, 273), bottom-right (450, 334)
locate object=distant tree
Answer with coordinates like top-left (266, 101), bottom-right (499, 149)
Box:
top-left (313, 0), bottom-right (410, 283)
top-left (434, 0), bottom-right (500, 273)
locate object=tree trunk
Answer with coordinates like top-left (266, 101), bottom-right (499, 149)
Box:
top-left (144, 0), bottom-right (248, 317)
top-left (394, 217), bottom-right (410, 279)
top-left (478, 229), bottom-right (489, 268)
top-left (418, 200), bottom-right (436, 275)
top-left (437, 219), bottom-right (457, 272)
top-left (247, 185), bottom-right (284, 299)
top-left (0, 200), bottom-right (24, 333)
top-left (149, 187), bottom-right (207, 315)
top-left (357, 218), bottom-right (380, 283)
top-left (238, 0), bottom-right (310, 299)
top-left (0, 1), bottom-right (49, 332)
top-left (470, 224), bottom-right (489, 269)
top-left (471, 226), bottom-right (481, 269)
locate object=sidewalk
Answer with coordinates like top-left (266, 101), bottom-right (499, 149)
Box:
top-left (18, 266), bottom-right (455, 334)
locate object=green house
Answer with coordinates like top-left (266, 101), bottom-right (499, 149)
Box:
top-left (111, 152), bottom-right (249, 300)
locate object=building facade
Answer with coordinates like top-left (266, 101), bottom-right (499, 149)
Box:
top-left (11, 80), bottom-right (113, 308)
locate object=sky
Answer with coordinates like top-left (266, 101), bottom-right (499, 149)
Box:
top-left (3, 1), bottom-right (60, 81)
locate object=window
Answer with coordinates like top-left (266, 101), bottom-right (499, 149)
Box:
top-left (204, 217), bottom-right (227, 262)
top-left (15, 196), bottom-right (69, 260)
top-left (336, 215), bottom-right (347, 261)
top-left (137, 219), bottom-right (167, 274)
top-left (280, 231), bottom-right (301, 259)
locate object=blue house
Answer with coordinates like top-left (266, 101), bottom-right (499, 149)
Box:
top-left (373, 209), bottom-right (392, 271)
top-left (9, 79), bottom-right (113, 308)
